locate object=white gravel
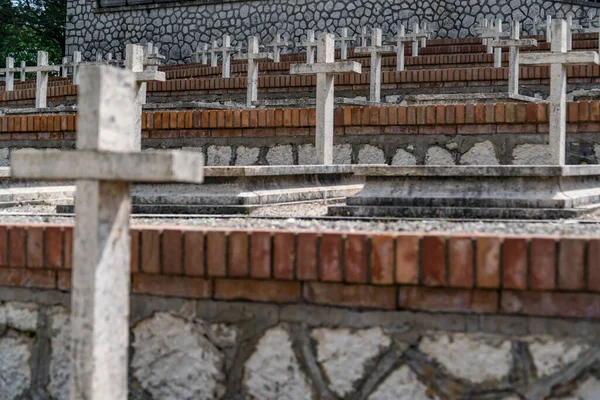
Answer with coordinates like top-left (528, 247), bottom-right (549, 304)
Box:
top-left (0, 202), bottom-right (600, 236)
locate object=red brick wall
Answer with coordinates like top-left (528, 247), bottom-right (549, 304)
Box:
top-left (2, 102), bottom-right (600, 141)
top-left (2, 223), bottom-right (600, 319)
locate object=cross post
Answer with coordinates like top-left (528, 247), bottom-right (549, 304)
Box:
top-left (567, 15), bottom-right (582, 51)
top-left (359, 26), bottom-right (370, 47)
top-left (126, 44), bottom-right (166, 149)
top-left (213, 35), bottom-right (237, 78)
top-left (290, 33), bottom-right (361, 164)
top-left (335, 28), bottom-right (355, 60)
top-left (193, 43), bottom-right (210, 65)
top-left (11, 65), bottom-right (204, 400)
top-left (144, 43), bottom-right (165, 71)
top-left (20, 60), bottom-right (26, 82)
top-left (520, 19), bottom-right (599, 165)
top-left (355, 28), bottom-right (396, 102)
top-left (73, 51), bottom-right (82, 85)
top-left (481, 19), bottom-right (509, 62)
top-left (492, 21), bottom-right (538, 97)
top-left (4, 57), bottom-right (21, 91)
top-left (210, 40), bottom-right (219, 67)
top-left (24, 51), bottom-right (60, 108)
top-left (420, 22), bottom-right (433, 48)
top-left (234, 36), bottom-right (274, 107)
top-left (393, 25), bottom-right (412, 71)
top-left (299, 30), bottom-right (317, 64)
top-left (267, 33), bottom-right (289, 63)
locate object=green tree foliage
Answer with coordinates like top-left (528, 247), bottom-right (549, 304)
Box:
top-left (0, 0), bottom-right (66, 68)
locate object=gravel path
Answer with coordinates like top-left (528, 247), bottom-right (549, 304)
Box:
top-left (1, 201), bottom-right (600, 236)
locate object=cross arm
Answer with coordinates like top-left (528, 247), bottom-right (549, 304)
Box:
top-left (134, 70), bottom-right (166, 82)
top-left (11, 150), bottom-right (204, 183)
top-left (492, 38), bottom-right (538, 47)
top-left (24, 66), bottom-right (61, 73)
top-left (233, 52), bottom-right (274, 61)
top-left (355, 45), bottom-right (397, 54)
top-left (289, 61), bottom-right (362, 75)
top-left (520, 51), bottom-right (600, 66)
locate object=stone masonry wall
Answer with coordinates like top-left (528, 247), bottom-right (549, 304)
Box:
top-left (1, 223), bottom-right (600, 399)
top-left (65, 0), bottom-right (600, 63)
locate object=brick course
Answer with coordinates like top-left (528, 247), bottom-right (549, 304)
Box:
top-left (0, 223), bottom-right (599, 319)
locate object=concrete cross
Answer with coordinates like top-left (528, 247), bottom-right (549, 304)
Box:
top-left (359, 26), bottom-right (370, 47)
top-left (23, 51), bottom-right (60, 108)
top-left (213, 35), bottom-right (237, 78)
top-left (193, 43), bottom-right (210, 65)
top-left (567, 15), bottom-right (582, 51)
top-left (72, 51), bottom-right (82, 85)
top-left (126, 44), bottom-right (166, 149)
top-left (144, 43), bottom-right (165, 71)
top-left (534, 15), bottom-right (553, 41)
top-left (491, 21), bottom-right (538, 97)
top-left (267, 33), bottom-right (290, 62)
top-left (392, 25), bottom-right (412, 71)
top-left (355, 28), bottom-right (396, 102)
top-left (210, 39), bottom-right (219, 67)
top-left (4, 57), bottom-right (21, 91)
top-left (19, 60), bottom-right (26, 82)
top-left (335, 28), bottom-right (355, 60)
top-left (405, 23), bottom-right (428, 57)
top-left (420, 22), bottom-right (433, 48)
top-left (61, 57), bottom-right (69, 78)
top-left (11, 65), bottom-right (204, 400)
top-left (583, 15), bottom-right (600, 54)
top-left (481, 19), bottom-right (509, 61)
top-left (520, 19), bottom-right (599, 165)
top-left (299, 30), bottom-right (317, 64)
top-left (95, 50), bottom-right (103, 63)
top-left (290, 33), bottom-right (361, 164)
top-left (234, 36), bottom-right (274, 107)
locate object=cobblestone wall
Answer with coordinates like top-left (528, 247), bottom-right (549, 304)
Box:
top-left (66, 0), bottom-right (600, 63)
top-left (2, 293), bottom-right (600, 399)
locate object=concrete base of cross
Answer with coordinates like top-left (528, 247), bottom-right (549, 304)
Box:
top-left (329, 165), bottom-right (600, 219)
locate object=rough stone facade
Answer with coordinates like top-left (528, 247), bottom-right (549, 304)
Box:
top-left (66, 0), bottom-right (600, 63)
top-left (1, 292), bottom-right (600, 399)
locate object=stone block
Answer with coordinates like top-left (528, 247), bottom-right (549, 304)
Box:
top-left (460, 141), bottom-right (499, 165)
top-left (368, 365), bottom-right (437, 400)
top-left (358, 145), bottom-right (386, 164)
top-left (235, 146), bottom-right (260, 166)
top-left (391, 149), bottom-right (417, 166)
top-left (425, 146), bottom-right (455, 165)
top-left (512, 144), bottom-right (551, 165)
top-left (207, 145), bottom-right (232, 166)
top-left (525, 336), bottom-right (588, 377)
top-left (0, 335), bottom-right (33, 398)
top-left (298, 144), bottom-right (316, 165)
top-left (333, 144), bottom-right (352, 164)
top-left (47, 307), bottom-right (70, 400)
top-left (266, 145), bottom-right (294, 165)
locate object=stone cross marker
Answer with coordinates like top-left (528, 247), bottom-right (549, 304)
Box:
top-left (234, 36), bottom-right (274, 107)
top-left (393, 25), bottom-right (412, 71)
top-left (420, 22), bottom-right (433, 48)
top-left (481, 19), bottom-right (509, 63)
top-left (4, 57), bottom-right (21, 91)
top-left (210, 39), bottom-right (219, 67)
top-left (567, 15), bottom-right (582, 51)
top-left (359, 26), bottom-right (370, 47)
top-left (406, 23), bottom-right (427, 57)
top-left (213, 35), bottom-right (237, 78)
top-left (193, 43), bottom-right (210, 65)
top-left (299, 30), bottom-right (317, 64)
top-left (144, 43), bottom-right (165, 71)
top-left (535, 15), bottom-right (552, 41)
top-left (11, 65), bottom-right (205, 400)
top-left (290, 33), bottom-right (361, 164)
top-left (61, 57), bottom-right (69, 78)
top-left (267, 33), bottom-right (290, 62)
top-left (24, 51), bottom-right (60, 108)
top-left (355, 28), bottom-right (396, 102)
top-left (492, 21), bottom-right (538, 97)
top-left (126, 44), bottom-right (166, 149)
top-left (336, 28), bottom-right (355, 60)
top-left (583, 16), bottom-right (600, 54)
top-left (520, 19), bottom-right (599, 165)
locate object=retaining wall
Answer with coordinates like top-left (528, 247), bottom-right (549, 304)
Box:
top-left (64, 0), bottom-right (600, 63)
top-left (1, 223), bottom-right (600, 398)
